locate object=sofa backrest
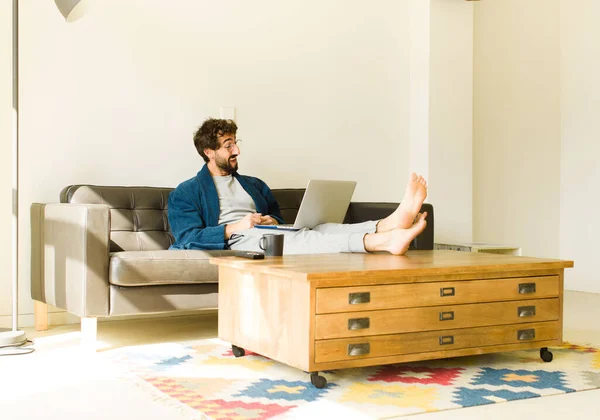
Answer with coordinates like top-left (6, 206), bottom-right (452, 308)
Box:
top-left (61, 185), bottom-right (433, 252)
top-left (269, 188), bottom-right (305, 225)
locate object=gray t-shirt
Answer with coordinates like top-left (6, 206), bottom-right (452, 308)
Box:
top-left (212, 175), bottom-right (257, 226)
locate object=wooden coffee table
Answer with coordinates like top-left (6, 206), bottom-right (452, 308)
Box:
top-left (210, 250), bottom-right (573, 388)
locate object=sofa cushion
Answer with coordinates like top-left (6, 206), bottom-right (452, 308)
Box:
top-left (109, 250), bottom-right (235, 287)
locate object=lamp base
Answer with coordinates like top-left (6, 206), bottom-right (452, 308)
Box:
top-left (0, 330), bottom-right (27, 347)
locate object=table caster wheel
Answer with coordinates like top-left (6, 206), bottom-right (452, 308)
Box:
top-left (310, 372), bottom-right (327, 389)
top-left (540, 347), bottom-right (553, 362)
top-left (232, 345), bottom-right (245, 357)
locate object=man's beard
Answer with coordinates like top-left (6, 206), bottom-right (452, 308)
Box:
top-left (216, 155), bottom-right (238, 174)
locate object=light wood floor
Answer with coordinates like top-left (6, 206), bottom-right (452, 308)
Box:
top-left (2, 291), bottom-right (599, 419)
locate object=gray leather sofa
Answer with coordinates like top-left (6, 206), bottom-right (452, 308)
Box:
top-left (30, 185), bottom-right (434, 342)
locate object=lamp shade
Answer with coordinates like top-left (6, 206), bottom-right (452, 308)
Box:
top-left (54, 0), bottom-right (88, 22)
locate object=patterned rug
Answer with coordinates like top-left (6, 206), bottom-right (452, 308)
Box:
top-left (104, 339), bottom-right (600, 419)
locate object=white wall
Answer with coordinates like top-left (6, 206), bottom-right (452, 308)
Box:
top-left (19, 0), bottom-right (413, 198)
top-left (473, 0), bottom-right (561, 258)
top-left (0, 2), bottom-right (14, 323)
top-left (408, 0), bottom-right (430, 178)
top-left (429, 0), bottom-right (473, 243)
top-left (560, 0), bottom-right (600, 293)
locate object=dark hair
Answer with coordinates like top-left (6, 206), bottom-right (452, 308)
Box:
top-left (193, 118), bottom-right (238, 163)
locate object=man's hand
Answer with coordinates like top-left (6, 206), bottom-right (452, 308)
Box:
top-left (237, 213), bottom-right (265, 230)
top-left (225, 213), bottom-right (264, 239)
top-left (259, 215), bottom-right (279, 226)
top-left (225, 214), bottom-right (281, 239)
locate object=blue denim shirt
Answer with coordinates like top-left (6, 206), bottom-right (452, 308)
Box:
top-left (168, 165), bottom-right (284, 250)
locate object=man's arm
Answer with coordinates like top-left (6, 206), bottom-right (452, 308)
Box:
top-left (167, 189), bottom-right (227, 250)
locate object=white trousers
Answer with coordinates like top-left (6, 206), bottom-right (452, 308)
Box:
top-left (227, 220), bottom-right (378, 255)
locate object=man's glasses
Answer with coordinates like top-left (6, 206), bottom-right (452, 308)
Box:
top-left (222, 139), bottom-right (242, 151)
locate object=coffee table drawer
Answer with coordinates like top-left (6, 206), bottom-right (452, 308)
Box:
top-left (314, 321), bottom-right (560, 363)
top-left (315, 276), bottom-right (559, 314)
top-left (315, 298), bottom-right (559, 339)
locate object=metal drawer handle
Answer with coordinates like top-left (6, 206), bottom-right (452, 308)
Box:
top-left (349, 292), bottom-right (370, 305)
top-left (347, 343), bottom-right (370, 356)
top-left (439, 311), bottom-right (455, 321)
top-left (518, 329), bottom-right (536, 341)
top-left (519, 283), bottom-right (536, 294)
top-left (439, 336), bottom-right (454, 345)
top-left (348, 317), bottom-right (370, 330)
top-left (518, 306), bottom-right (536, 318)
top-left (440, 287), bottom-right (455, 297)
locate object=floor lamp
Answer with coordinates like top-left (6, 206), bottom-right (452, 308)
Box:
top-left (0, 0), bottom-right (87, 351)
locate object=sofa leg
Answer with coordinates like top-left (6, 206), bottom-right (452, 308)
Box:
top-left (81, 317), bottom-right (97, 349)
top-left (34, 301), bottom-right (48, 331)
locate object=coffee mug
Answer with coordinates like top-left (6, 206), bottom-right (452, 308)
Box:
top-left (259, 233), bottom-right (285, 256)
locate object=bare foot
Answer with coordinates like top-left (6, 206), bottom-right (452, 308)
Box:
top-left (366, 212), bottom-right (428, 255)
top-left (377, 173), bottom-right (427, 232)
top-left (387, 213), bottom-right (428, 255)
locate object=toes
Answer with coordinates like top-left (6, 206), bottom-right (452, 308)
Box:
top-left (412, 212), bottom-right (428, 232)
top-left (409, 172), bottom-right (418, 181)
top-left (412, 212), bottom-right (423, 225)
top-left (412, 213), bottom-right (420, 224)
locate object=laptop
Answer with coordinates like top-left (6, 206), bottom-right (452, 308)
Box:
top-left (256, 179), bottom-right (357, 231)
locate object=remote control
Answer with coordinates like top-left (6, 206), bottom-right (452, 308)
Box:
top-left (236, 251), bottom-right (265, 260)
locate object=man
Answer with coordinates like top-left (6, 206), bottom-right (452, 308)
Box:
top-left (168, 118), bottom-right (428, 255)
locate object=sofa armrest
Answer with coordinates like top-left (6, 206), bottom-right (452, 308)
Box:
top-left (31, 203), bottom-right (111, 317)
